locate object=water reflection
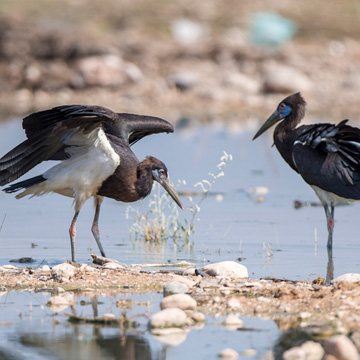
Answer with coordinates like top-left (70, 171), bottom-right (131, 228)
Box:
top-left (0, 291), bottom-right (278, 360)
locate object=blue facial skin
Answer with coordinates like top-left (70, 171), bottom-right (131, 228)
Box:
top-left (277, 103), bottom-right (292, 118)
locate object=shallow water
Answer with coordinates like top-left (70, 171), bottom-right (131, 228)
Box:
top-left (1, 118), bottom-right (360, 359)
top-left (0, 118), bottom-right (359, 279)
top-left (0, 290), bottom-right (279, 360)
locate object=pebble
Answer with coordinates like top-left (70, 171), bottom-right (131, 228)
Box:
top-left (2, 265), bottom-right (18, 270)
top-left (170, 18), bottom-right (210, 45)
top-left (150, 308), bottom-right (188, 328)
top-left (218, 348), bottom-right (239, 359)
top-left (189, 311), bottom-right (206, 323)
top-left (241, 349), bottom-right (257, 357)
top-left (42, 265), bottom-right (51, 271)
top-left (226, 298), bottom-right (241, 310)
top-left (151, 328), bottom-right (187, 346)
top-left (163, 281), bottom-right (188, 296)
top-left (331, 273), bottom-right (360, 284)
top-left (223, 314), bottom-right (243, 330)
top-left (201, 261), bottom-right (248, 278)
top-left (102, 313), bottom-right (116, 321)
top-left (183, 268), bottom-right (196, 276)
top-left (283, 341), bottom-right (324, 360)
top-left (103, 262), bottom-right (125, 270)
top-left (324, 335), bottom-right (359, 360)
top-left (160, 294), bottom-right (197, 311)
top-left (52, 263), bottom-right (76, 280)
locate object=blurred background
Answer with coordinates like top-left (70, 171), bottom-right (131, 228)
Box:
top-left (0, 0), bottom-right (360, 124)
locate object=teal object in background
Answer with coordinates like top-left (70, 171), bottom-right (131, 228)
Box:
top-left (250, 12), bottom-right (297, 47)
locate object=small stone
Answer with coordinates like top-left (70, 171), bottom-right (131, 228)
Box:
top-left (223, 314), bottom-right (243, 330)
top-left (300, 312), bottom-right (312, 320)
top-left (241, 349), bottom-right (257, 357)
top-left (42, 265), bottom-right (51, 271)
top-left (226, 298), bottom-right (241, 310)
top-left (102, 313), bottom-right (116, 321)
top-left (219, 348), bottom-right (239, 359)
top-left (103, 262), bottom-right (125, 270)
top-left (2, 265), bottom-right (18, 270)
top-left (183, 268), bottom-right (196, 276)
top-left (160, 294), bottom-right (197, 311)
top-left (189, 311), bottom-right (206, 323)
top-left (201, 261), bottom-right (248, 278)
top-left (324, 335), bottom-right (359, 360)
top-left (163, 281), bottom-right (188, 296)
top-left (150, 308), bottom-right (188, 328)
top-left (284, 341), bottom-right (324, 360)
top-left (331, 273), bottom-right (360, 284)
top-left (52, 263), bottom-right (76, 280)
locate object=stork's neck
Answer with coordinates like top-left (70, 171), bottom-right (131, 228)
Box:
top-left (135, 159), bottom-right (154, 199)
top-left (274, 116), bottom-right (302, 173)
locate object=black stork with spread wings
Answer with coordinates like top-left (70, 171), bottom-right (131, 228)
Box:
top-left (0, 105), bottom-right (183, 261)
top-left (253, 92), bottom-right (360, 250)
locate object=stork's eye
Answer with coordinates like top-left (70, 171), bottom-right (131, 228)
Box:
top-left (159, 169), bottom-right (166, 178)
top-left (279, 103), bottom-right (285, 111)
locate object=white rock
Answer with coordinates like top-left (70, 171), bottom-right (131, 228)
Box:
top-left (171, 18), bottom-right (210, 45)
top-left (263, 66), bottom-right (312, 93)
top-left (190, 311), bottom-right (206, 323)
top-left (151, 328), bottom-right (187, 346)
top-left (103, 262), bottom-right (125, 270)
top-left (324, 335), bottom-right (359, 360)
top-left (223, 314), bottom-right (243, 330)
top-left (42, 265), bottom-right (51, 271)
top-left (160, 294), bottom-right (197, 311)
top-left (284, 341), bottom-right (324, 360)
top-left (163, 281), bottom-right (189, 295)
top-left (2, 265), bottom-right (18, 270)
top-left (226, 298), bottom-right (241, 310)
top-left (241, 349), bottom-right (257, 357)
top-left (52, 263), bottom-right (76, 280)
top-left (150, 308), bottom-right (188, 328)
top-left (201, 261), bottom-right (248, 278)
top-left (183, 268), bottom-right (196, 276)
top-left (102, 313), bottom-right (116, 321)
top-left (283, 346), bottom-right (305, 360)
top-left (331, 273), bottom-right (360, 284)
top-left (219, 348), bottom-right (239, 359)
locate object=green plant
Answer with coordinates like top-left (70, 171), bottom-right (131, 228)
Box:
top-left (126, 151), bottom-right (232, 244)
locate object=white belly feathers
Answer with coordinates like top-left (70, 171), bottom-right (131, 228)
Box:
top-left (17, 127), bottom-right (120, 211)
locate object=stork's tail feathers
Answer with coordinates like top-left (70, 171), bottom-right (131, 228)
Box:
top-left (3, 175), bottom-right (46, 194)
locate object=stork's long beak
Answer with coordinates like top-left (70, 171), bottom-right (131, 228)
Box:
top-left (252, 110), bottom-right (282, 140)
top-left (153, 172), bottom-right (184, 210)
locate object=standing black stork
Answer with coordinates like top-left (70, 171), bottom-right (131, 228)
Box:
top-left (253, 92), bottom-right (360, 253)
top-left (0, 105), bottom-right (183, 262)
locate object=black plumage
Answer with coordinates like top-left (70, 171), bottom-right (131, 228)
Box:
top-left (0, 105), bottom-right (183, 261)
top-left (253, 92), bottom-right (360, 249)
